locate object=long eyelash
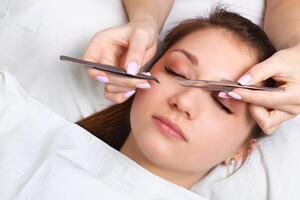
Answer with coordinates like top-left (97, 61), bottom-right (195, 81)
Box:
top-left (164, 66), bottom-right (188, 79)
top-left (211, 94), bottom-right (233, 114)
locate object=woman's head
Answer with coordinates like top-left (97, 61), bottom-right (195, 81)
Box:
top-left (77, 8), bottom-right (276, 187)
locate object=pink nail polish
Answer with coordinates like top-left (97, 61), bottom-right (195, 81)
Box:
top-left (127, 62), bottom-right (138, 75)
top-left (124, 90), bottom-right (136, 98)
top-left (228, 92), bottom-right (242, 100)
top-left (96, 76), bottom-right (109, 83)
top-left (218, 91), bottom-right (231, 99)
top-left (136, 83), bottom-right (151, 89)
top-left (237, 74), bottom-right (252, 85)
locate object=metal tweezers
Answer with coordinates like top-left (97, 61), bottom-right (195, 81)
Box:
top-left (60, 55), bottom-right (284, 92)
top-left (60, 55), bottom-right (160, 83)
top-left (177, 79), bottom-right (285, 92)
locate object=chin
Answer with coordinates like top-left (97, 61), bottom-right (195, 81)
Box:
top-left (134, 131), bottom-right (178, 167)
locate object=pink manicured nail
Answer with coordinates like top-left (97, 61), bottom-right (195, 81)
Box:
top-left (218, 91), bottom-right (231, 99)
top-left (228, 92), bottom-right (242, 100)
top-left (141, 72), bottom-right (151, 76)
top-left (124, 90), bottom-right (136, 98)
top-left (136, 83), bottom-right (151, 89)
top-left (237, 74), bottom-right (252, 85)
top-left (96, 76), bottom-right (109, 83)
top-left (127, 62), bottom-right (138, 75)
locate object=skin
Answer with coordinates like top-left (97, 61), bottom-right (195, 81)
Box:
top-left (120, 28), bottom-right (258, 189)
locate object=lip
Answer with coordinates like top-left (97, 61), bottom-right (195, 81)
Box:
top-left (152, 115), bottom-right (187, 142)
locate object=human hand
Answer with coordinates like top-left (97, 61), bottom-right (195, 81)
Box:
top-left (226, 43), bottom-right (300, 134)
top-left (83, 19), bottom-right (158, 103)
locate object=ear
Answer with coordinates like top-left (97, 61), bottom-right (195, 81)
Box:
top-left (224, 138), bottom-right (257, 166)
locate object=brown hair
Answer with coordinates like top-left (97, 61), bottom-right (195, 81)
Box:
top-left (77, 8), bottom-right (276, 150)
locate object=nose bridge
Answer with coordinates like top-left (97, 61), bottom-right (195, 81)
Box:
top-left (169, 86), bottom-right (206, 119)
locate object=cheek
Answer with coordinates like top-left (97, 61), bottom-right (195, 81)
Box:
top-left (134, 64), bottom-right (171, 101)
top-left (186, 105), bottom-right (254, 168)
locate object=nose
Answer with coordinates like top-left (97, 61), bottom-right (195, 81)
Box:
top-left (168, 87), bottom-right (203, 120)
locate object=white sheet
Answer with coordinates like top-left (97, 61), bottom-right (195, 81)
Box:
top-left (1, 0), bottom-right (300, 199)
top-left (0, 71), bottom-right (206, 200)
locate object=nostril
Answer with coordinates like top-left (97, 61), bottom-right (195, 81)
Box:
top-left (185, 111), bottom-right (190, 118)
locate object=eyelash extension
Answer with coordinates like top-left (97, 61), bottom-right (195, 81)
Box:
top-left (211, 93), bottom-right (233, 114)
top-left (165, 66), bottom-right (232, 114)
top-left (164, 66), bottom-right (188, 80)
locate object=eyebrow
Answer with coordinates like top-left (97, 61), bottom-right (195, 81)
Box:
top-left (170, 48), bottom-right (233, 82)
top-left (171, 49), bottom-right (199, 66)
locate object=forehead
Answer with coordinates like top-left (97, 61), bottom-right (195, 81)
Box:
top-left (166, 28), bottom-right (257, 80)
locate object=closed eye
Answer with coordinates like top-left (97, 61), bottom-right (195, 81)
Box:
top-left (164, 66), bottom-right (188, 80)
top-left (165, 66), bottom-right (232, 114)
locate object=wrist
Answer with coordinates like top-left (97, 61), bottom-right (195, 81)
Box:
top-left (129, 18), bottom-right (159, 42)
top-left (130, 16), bottom-right (160, 35)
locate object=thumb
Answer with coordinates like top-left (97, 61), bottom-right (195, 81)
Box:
top-left (237, 56), bottom-right (281, 85)
top-left (124, 29), bottom-right (150, 75)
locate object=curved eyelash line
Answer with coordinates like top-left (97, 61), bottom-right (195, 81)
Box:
top-left (164, 66), bottom-right (232, 114)
top-left (164, 66), bottom-right (188, 80)
top-left (212, 94), bottom-right (233, 114)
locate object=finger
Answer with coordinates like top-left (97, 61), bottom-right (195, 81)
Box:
top-left (97, 71), bottom-right (151, 89)
top-left (267, 125), bottom-right (280, 134)
top-left (124, 29), bottom-right (149, 75)
top-left (104, 89), bottom-right (136, 104)
top-left (228, 88), bottom-right (290, 108)
top-left (105, 84), bottom-right (134, 93)
top-left (275, 104), bottom-right (300, 115)
top-left (237, 56), bottom-right (282, 85)
top-left (82, 37), bottom-right (103, 63)
top-left (249, 105), bottom-right (296, 135)
top-left (82, 39), bottom-right (110, 79)
top-left (85, 50), bottom-right (128, 81)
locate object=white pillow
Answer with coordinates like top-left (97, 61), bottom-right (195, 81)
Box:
top-left (0, 0), bottom-right (265, 122)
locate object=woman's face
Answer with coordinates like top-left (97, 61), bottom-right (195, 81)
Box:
top-left (130, 28), bottom-right (257, 175)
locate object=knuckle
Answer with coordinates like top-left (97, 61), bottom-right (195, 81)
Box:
top-left (134, 27), bottom-right (148, 36)
top-left (105, 85), bottom-right (113, 92)
top-left (104, 93), bottom-right (120, 103)
top-left (86, 68), bottom-right (105, 79)
top-left (115, 95), bottom-right (126, 104)
top-left (259, 121), bottom-right (271, 134)
top-left (264, 127), bottom-right (275, 135)
top-left (123, 78), bottom-right (137, 87)
top-left (104, 85), bottom-right (110, 93)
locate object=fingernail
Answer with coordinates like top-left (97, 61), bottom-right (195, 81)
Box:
top-left (127, 62), bottom-right (138, 75)
top-left (124, 90), bottom-right (136, 98)
top-left (218, 91), bottom-right (231, 99)
top-left (141, 72), bottom-right (151, 76)
top-left (96, 76), bottom-right (109, 83)
top-left (136, 83), bottom-right (151, 89)
top-left (228, 92), bottom-right (242, 100)
top-left (237, 74), bottom-right (252, 85)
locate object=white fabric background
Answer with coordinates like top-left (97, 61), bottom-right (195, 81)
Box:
top-left (1, 0), bottom-right (300, 199)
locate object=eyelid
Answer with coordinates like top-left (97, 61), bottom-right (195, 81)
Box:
top-left (164, 66), bottom-right (189, 80)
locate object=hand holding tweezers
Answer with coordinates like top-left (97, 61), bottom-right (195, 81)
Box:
top-left (177, 79), bottom-right (285, 92)
top-left (60, 55), bottom-right (160, 83)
